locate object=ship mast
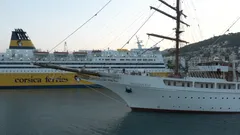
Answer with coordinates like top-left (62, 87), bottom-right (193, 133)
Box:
top-left (175, 0), bottom-right (181, 75)
top-left (147, 0), bottom-right (189, 76)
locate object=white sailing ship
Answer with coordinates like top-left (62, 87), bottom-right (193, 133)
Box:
top-left (79, 0), bottom-right (240, 113)
top-left (35, 0), bottom-right (240, 113)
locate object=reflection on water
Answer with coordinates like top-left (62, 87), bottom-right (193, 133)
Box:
top-left (0, 89), bottom-right (129, 135)
top-left (0, 88), bottom-right (240, 135)
top-left (113, 112), bottom-right (240, 135)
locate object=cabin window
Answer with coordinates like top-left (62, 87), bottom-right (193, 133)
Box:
top-left (120, 59), bottom-right (124, 61)
top-left (143, 59), bottom-right (147, 61)
top-left (164, 80), bottom-right (192, 87)
top-left (211, 84), bottom-right (214, 88)
top-left (132, 59), bottom-right (136, 61)
top-left (217, 83), bottom-right (236, 89)
top-left (201, 84), bottom-right (203, 88)
top-left (206, 84), bottom-right (208, 88)
top-left (111, 59), bottom-right (116, 61)
top-left (137, 59), bottom-right (141, 61)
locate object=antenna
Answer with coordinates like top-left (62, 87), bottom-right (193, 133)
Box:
top-left (64, 42), bottom-right (68, 52)
top-left (136, 36), bottom-right (143, 49)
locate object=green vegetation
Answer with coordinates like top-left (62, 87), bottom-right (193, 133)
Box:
top-left (163, 32), bottom-right (240, 57)
top-left (179, 32), bottom-right (240, 55)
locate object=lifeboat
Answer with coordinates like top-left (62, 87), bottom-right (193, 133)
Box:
top-left (54, 51), bottom-right (69, 56)
top-left (92, 50), bottom-right (102, 56)
top-left (33, 50), bottom-right (49, 56)
top-left (73, 51), bottom-right (87, 56)
top-left (117, 49), bottom-right (128, 52)
top-left (92, 50), bottom-right (102, 53)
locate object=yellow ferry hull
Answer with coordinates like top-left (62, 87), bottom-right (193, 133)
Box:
top-left (0, 73), bottom-right (101, 89)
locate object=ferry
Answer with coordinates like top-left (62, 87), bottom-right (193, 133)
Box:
top-left (0, 28), bottom-right (170, 89)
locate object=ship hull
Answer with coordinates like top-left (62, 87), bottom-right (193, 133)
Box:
top-left (0, 73), bottom-right (101, 89)
top-left (92, 79), bottom-right (240, 113)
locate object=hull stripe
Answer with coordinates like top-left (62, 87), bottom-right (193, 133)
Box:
top-left (131, 107), bottom-right (240, 114)
top-left (0, 84), bottom-right (103, 89)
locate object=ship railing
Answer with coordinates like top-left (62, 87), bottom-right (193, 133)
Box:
top-left (187, 71), bottom-right (225, 79)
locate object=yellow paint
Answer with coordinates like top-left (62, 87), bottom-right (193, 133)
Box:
top-left (149, 72), bottom-right (170, 77)
top-left (117, 49), bottom-right (128, 52)
top-left (0, 73), bottom-right (94, 86)
top-left (10, 40), bottom-right (34, 47)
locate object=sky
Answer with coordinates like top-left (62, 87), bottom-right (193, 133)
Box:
top-left (0, 0), bottom-right (240, 52)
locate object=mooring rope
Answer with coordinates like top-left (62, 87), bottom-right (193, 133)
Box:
top-left (85, 85), bottom-right (127, 106)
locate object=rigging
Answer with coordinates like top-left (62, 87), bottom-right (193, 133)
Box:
top-left (148, 0), bottom-right (189, 75)
top-left (210, 16), bottom-right (240, 46)
top-left (48, 0), bottom-right (113, 53)
top-left (120, 4), bottom-right (162, 49)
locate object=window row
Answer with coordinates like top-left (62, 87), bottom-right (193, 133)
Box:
top-left (164, 80), bottom-right (239, 90)
top-left (0, 62), bottom-right (164, 65)
top-left (161, 95), bottom-right (240, 100)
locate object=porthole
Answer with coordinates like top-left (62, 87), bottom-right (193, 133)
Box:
top-left (203, 97), bottom-right (205, 99)
top-left (162, 96), bottom-right (164, 98)
top-left (200, 107), bottom-right (202, 108)
top-left (233, 97), bottom-right (236, 99)
top-left (228, 108), bottom-right (231, 109)
top-left (226, 97), bottom-right (228, 99)
top-left (211, 107), bottom-right (214, 109)
top-left (188, 107), bottom-right (190, 108)
top-left (215, 97), bottom-right (217, 99)
top-left (178, 97), bottom-right (180, 98)
top-left (191, 97), bottom-right (193, 99)
top-left (220, 107), bottom-right (222, 109)
top-left (222, 97), bottom-right (224, 99)
top-left (210, 97), bottom-right (212, 99)
top-left (185, 97), bottom-right (187, 99)
top-left (169, 96), bottom-right (171, 98)
top-left (198, 97), bottom-right (200, 99)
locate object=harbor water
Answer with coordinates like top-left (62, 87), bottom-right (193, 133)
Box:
top-left (0, 88), bottom-right (240, 135)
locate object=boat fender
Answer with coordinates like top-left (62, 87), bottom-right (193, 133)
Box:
top-left (125, 86), bottom-right (132, 93)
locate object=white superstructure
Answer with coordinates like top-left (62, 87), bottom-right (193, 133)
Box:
top-left (1, 29), bottom-right (170, 74)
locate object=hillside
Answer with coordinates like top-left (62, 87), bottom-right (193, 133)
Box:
top-left (164, 32), bottom-right (240, 60)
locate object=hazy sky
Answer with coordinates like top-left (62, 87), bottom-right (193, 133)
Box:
top-left (0, 0), bottom-right (240, 52)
